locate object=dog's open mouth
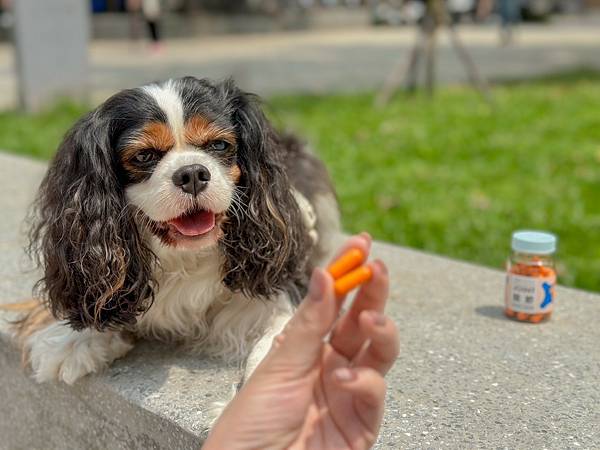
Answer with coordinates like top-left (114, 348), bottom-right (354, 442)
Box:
top-left (167, 209), bottom-right (216, 237)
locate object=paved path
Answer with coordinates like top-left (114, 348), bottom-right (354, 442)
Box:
top-left (1, 21), bottom-right (600, 109)
top-left (0, 152), bottom-right (599, 449)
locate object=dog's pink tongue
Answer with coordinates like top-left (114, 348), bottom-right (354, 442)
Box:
top-left (169, 210), bottom-right (215, 237)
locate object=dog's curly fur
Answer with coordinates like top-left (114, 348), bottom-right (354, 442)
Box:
top-left (27, 79), bottom-right (315, 331)
top-left (12, 76), bottom-right (339, 389)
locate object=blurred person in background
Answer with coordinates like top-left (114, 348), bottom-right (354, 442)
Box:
top-left (497, 0), bottom-right (521, 45)
top-left (476, 0), bottom-right (495, 21)
top-left (127, 0), bottom-right (164, 53)
top-left (142, 0), bottom-right (164, 52)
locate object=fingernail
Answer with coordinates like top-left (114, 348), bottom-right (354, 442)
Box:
top-left (360, 231), bottom-right (371, 241)
top-left (370, 311), bottom-right (386, 326)
top-left (308, 269), bottom-right (324, 302)
top-left (334, 367), bottom-right (356, 382)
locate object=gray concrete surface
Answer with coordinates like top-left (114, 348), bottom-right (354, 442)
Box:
top-left (0, 151), bottom-right (599, 449)
top-left (1, 20), bottom-right (600, 110)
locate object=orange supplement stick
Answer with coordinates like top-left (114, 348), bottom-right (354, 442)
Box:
top-left (334, 265), bottom-right (373, 297)
top-left (327, 248), bottom-right (365, 279)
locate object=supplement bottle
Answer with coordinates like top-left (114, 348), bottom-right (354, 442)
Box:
top-left (505, 230), bottom-right (557, 323)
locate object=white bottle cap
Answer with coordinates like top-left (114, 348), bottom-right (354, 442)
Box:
top-left (511, 230), bottom-right (557, 255)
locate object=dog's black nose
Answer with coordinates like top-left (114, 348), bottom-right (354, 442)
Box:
top-left (172, 164), bottom-right (211, 196)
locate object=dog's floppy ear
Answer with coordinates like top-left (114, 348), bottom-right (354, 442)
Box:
top-left (28, 111), bottom-right (156, 330)
top-left (220, 82), bottom-right (312, 303)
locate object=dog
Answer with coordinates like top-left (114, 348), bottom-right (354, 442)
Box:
top-left (12, 76), bottom-right (340, 388)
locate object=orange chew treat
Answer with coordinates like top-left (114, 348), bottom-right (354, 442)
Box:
top-left (327, 248), bottom-right (366, 279)
top-left (334, 265), bottom-right (373, 297)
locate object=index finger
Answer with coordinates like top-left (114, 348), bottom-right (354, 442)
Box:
top-left (263, 268), bottom-right (337, 374)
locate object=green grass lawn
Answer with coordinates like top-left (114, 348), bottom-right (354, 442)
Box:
top-left (0, 102), bottom-right (89, 160)
top-left (1, 72), bottom-right (599, 292)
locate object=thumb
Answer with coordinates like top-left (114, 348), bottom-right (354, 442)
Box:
top-left (266, 268), bottom-right (337, 372)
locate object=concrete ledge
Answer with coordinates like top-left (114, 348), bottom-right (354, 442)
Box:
top-left (1, 152), bottom-right (599, 449)
top-left (0, 344), bottom-right (201, 450)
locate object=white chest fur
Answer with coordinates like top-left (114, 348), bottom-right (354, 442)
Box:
top-left (135, 242), bottom-right (289, 362)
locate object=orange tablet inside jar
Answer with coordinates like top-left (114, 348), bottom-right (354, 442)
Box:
top-left (505, 230), bottom-right (557, 323)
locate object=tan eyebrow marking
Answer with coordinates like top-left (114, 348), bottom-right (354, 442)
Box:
top-left (184, 115), bottom-right (237, 147)
top-left (121, 121), bottom-right (175, 161)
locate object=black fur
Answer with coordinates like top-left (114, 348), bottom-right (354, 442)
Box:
top-left (218, 81), bottom-right (313, 303)
top-left (28, 100), bottom-right (159, 330)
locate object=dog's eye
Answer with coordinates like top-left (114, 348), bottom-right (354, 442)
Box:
top-left (134, 150), bottom-right (158, 164)
top-left (208, 140), bottom-right (230, 152)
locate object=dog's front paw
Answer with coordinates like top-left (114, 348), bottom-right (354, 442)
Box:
top-left (27, 322), bottom-right (133, 385)
top-left (29, 342), bottom-right (93, 385)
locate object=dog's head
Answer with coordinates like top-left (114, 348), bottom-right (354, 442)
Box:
top-left (30, 77), bottom-right (311, 330)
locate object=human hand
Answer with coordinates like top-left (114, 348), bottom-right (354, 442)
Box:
top-left (203, 234), bottom-right (399, 450)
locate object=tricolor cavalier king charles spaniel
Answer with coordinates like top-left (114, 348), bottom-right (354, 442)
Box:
top-left (15, 77), bottom-right (339, 390)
